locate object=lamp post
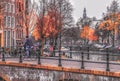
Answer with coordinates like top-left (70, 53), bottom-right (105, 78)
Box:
top-left (38, 44), bottom-right (41, 64)
top-left (58, 0), bottom-right (62, 67)
top-left (106, 48), bottom-right (110, 71)
top-left (58, 32), bottom-right (62, 66)
top-left (81, 52), bottom-right (84, 69)
top-left (19, 47), bottom-right (22, 63)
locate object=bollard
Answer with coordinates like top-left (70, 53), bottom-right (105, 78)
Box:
top-left (70, 46), bottom-right (72, 58)
top-left (2, 47), bottom-right (5, 61)
top-left (38, 45), bottom-right (41, 64)
top-left (106, 48), bottom-right (110, 71)
top-left (87, 46), bottom-right (90, 60)
top-left (19, 48), bottom-right (22, 63)
top-left (81, 52), bottom-right (84, 69)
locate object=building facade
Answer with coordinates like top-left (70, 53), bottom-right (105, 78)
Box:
top-left (0, 0), bottom-right (29, 48)
top-left (0, 0), bottom-right (16, 48)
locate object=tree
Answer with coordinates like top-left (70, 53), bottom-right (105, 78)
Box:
top-left (47, 0), bottom-right (74, 46)
top-left (96, 0), bottom-right (120, 46)
top-left (32, 0), bottom-right (74, 55)
top-left (16, 0), bottom-right (35, 39)
top-left (63, 27), bottom-right (80, 45)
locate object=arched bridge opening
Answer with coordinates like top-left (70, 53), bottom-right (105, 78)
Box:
top-left (0, 74), bottom-right (10, 81)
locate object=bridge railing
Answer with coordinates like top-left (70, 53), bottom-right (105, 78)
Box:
top-left (0, 46), bottom-right (120, 72)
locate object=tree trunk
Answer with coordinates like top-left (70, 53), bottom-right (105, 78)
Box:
top-left (40, 38), bottom-right (44, 56)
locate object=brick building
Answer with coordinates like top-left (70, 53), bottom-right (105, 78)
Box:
top-left (0, 0), bottom-right (30, 48)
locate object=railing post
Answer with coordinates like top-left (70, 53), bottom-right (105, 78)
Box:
top-left (106, 48), bottom-right (110, 71)
top-left (70, 46), bottom-right (72, 58)
top-left (2, 47), bottom-right (5, 61)
top-left (87, 46), bottom-right (90, 60)
top-left (19, 48), bottom-right (22, 63)
top-left (81, 52), bottom-right (84, 69)
top-left (53, 45), bottom-right (55, 56)
top-left (79, 46), bottom-right (81, 51)
top-left (38, 45), bottom-right (41, 64)
top-left (58, 47), bottom-right (62, 67)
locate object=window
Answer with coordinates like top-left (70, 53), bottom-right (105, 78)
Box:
top-left (4, 16), bottom-right (7, 27)
top-left (7, 3), bottom-right (11, 12)
top-left (11, 4), bottom-right (14, 13)
top-left (4, 31), bottom-right (6, 47)
top-left (16, 29), bottom-right (18, 39)
top-left (0, 19), bottom-right (1, 29)
top-left (12, 31), bottom-right (14, 46)
top-left (7, 31), bottom-right (10, 47)
top-left (11, 17), bottom-right (15, 27)
top-left (4, 2), bottom-right (7, 12)
top-left (0, 5), bottom-right (2, 13)
top-left (7, 16), bottom-right (11, 27)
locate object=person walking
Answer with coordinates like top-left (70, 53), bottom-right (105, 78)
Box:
top-left (23, 36), bottom-right (33, 58)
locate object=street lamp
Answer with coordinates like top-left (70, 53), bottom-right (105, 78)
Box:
top-left (38, 44), bottom-right (41, 64)
top-left (19, 47), bottom-right (22, 63)
top-left (106, 48), bottom-right (110, 71)
top-left (58, 0), bottom-right (62, 67)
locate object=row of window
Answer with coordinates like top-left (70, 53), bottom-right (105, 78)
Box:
top-left (4, 2), bottom-right (15, 13)
top-left (4, 16), bottom-right (15, 28)
top-left (4, 31), bottom-right (15, 47)
top-left (16, 29), bottom-right (24, 39)
top-left (4, 30), bottom-right (23, 47)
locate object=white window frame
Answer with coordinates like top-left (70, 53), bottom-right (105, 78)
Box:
top-left (4, 2), bottom-right (7, 12)
top-left (11, 16), bottom-right (15, 28)
top-left (4, 16), bottom-right (7, 27)
top-left (4, 31), bottom-right (7, 47)
top-left (7, 31), bottom-right (10, 47)
top-left (11, 4), bottom-right (15, 13)
top-left (7, 3), bottom-right (11, 12)
top-left (7, 16), bottom-right (11, 27)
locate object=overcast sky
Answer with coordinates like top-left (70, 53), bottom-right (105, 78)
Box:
top-left (33, 0), bottom-right (120, 22)
top-left (69, 0), bottom-right (120, 22)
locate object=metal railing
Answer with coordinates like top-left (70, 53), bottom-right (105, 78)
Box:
top-left (0, 46), bottom-right (120, 72)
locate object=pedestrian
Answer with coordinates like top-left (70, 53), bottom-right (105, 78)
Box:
top-left (23, 36), bottom-right (33, 58)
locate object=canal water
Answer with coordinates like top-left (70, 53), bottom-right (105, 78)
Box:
top-left (0, 66), bottom-right (120, 81)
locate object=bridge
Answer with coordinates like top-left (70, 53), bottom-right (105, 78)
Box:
top-left (0, 47), bottom-right (120, 81)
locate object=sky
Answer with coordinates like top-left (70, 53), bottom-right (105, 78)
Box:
top-left (32, 0), bottom-right (120, 22)
top-left (69, 0), bottom-right (120, 22)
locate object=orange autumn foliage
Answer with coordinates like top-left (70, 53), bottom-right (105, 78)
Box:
top-left (80, 26), bottom-right (98, 41)
top-left (98, 13), bottom-right (120, 34)
top-left (32, 11), bottom-right (61, 40)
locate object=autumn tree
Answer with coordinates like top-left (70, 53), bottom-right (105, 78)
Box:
top-left (47, 0), bottom-right (74, 54)
top-left (32, 0), bottom-right (74, 57)
top-left (16, 0), bottom-right (36, 43)
top-left (96, 0), bottom-right (120, 46)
